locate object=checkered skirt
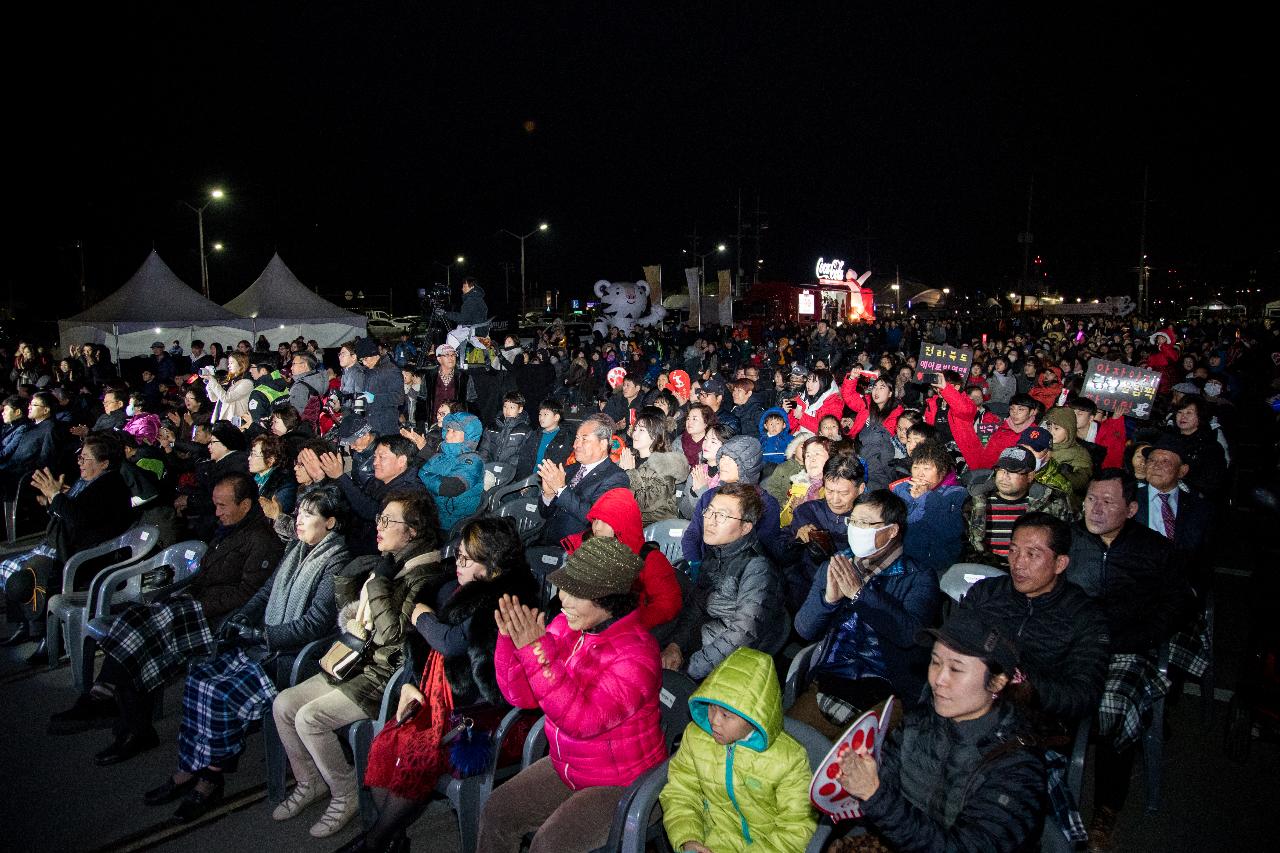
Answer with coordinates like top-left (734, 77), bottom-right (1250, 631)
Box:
top-left (0, 543), bottom-right (55, 587)
top-left (177, 648), bottom-right (277, 772)
top-left (99, 596), bottom-right (215, 694)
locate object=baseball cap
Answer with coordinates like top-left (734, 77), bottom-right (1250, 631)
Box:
top-left (1171, 382), bottom-right (1199, 396)
top-left (700, 377), bottom-right (727, 396)
top-left (994, 446), bottom-right (1036, 474)
top-left (1019, 426), bottom-right (1052, 453)
top-left (334, 416), bottom-right (374, 447)
top-left (920, 609), bottom-right (1020, 677)
top-left (435, 343), bottom-right (457, 357)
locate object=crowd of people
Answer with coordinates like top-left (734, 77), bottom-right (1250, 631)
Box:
top-left (0, 301), bottom-right (1274, 852)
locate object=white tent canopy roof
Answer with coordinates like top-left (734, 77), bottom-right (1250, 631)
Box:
top-left (66, 251), bottom-right (245, 329)
top-left (221, 253), bottom-right (367, 347)
top-left (224, 253), bottom-right (365, 324)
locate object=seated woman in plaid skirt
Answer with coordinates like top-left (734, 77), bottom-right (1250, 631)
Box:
top-left (140, 484), bottom-right (352, 823)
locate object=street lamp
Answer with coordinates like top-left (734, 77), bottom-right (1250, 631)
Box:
top-left (683, 243), bottom-right (727, 292)
top-left (500, 222), bottom-right (549, 312)
top-left (181, 188), bottom-right (226, 298)
top-left (891, 283), bottom-right (901, 314)
top-left (433, 255), bottom-right (465, 289)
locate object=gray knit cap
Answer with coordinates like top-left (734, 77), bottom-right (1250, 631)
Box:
top-left (717, 435), bottom-right (764, 484)
top-left (547, 537), bottom-right (641, 600)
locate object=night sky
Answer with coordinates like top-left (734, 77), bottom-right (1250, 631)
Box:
top-left (11, 3), bottom-right (1273, 322)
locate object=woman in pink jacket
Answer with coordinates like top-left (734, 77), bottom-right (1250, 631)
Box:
top-left (476, 536), bottom-right (666, 853)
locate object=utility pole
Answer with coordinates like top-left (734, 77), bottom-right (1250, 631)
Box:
top-left (752, 193), bottom-right (767, 285)
top-left (1018, 178), bottom-right (1034, 314)
top-left (734, 189), bottom-right (743, 297)
top-left (1138, 166), bottom-right (1150, 315)
top-left (856, 217), bottom-right (877, 271)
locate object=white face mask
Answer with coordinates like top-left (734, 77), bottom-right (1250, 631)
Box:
top-left (847, 523), bottom-right (888, 559)
top-left (125, 403), bottom-right (136, 416)
top-left (1203, 381), bottom-right (1222, 398)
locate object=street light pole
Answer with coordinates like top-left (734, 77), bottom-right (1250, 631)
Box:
top-left (500, 223), bottom-right (549, 313)
top-left (434, 256), bottom-right (465, 290)
top-left (181, 187), bottom-right (225, 298)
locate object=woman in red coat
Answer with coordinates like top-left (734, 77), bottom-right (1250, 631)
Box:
top-left (786, 368), bottom-right (845, 434)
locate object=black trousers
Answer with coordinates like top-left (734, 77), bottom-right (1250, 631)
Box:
top-left (3, 553), bottom-right (60, 633)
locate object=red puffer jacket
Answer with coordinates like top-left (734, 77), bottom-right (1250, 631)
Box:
top-left (495, 611), bottom-right (666, 789)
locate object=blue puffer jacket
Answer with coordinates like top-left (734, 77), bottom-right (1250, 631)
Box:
top-left (796, 549), bottom-right (940, 704)
top-left (418, 412), bottom-right (484, 533)
top-left (890, 478), bottom-right (968, 578)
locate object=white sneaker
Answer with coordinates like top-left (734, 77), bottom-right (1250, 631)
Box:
top-left (309, 793), bottom-right (358, 838)
top-left (271, 780), bottom-right (328, 821)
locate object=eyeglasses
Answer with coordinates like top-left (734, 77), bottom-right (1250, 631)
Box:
top-left (375, 514), bottom-right (409, 529)
top-left (456, 553), bottom-right (478, 567)
top-left (701, 507), bottom-right (745, 524)
top-left (848, 517), bottom-right (886, 530)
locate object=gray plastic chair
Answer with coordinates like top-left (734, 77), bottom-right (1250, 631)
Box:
top-left (782, 642), bottom-right (822, 711)
top-left (939, 562), bottom-right (1004, 603)
top-left (488, 474), bottom-right (541, 513)
top-left (496, 494), bottom-right (546, 545)
top-left (485, 460), bottom-right (518, 493)
top-left (45, 525), bottom-right (160, 687)
top-left (80, 541), bottom-right (207, 690)
top-left (642, 519), bottom-right (690, 565)
top-left (783, 717), bottom-right (837, 853)
top-left (1041, 715), bottom-right (1091, 853)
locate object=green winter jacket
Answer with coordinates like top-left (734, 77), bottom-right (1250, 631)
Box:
top-left (661, 648), bottom-right (816, 853)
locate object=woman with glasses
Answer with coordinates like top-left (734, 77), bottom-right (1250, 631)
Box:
top-left (250, 433), bottom-right (297, 517)
top-left (272, 491), bottom-right (448, 838)
top-left (0, 432), bottom-right (133, 662)
top-left (347, 517), bottom-right (537, 853)
top-left (618, 408), bottom-right (690, 525)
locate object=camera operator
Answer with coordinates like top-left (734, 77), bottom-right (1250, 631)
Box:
top-left (439, 276), bottom-right (490, 354)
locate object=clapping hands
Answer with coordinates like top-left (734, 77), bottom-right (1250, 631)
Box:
top-left (494, 595), bottom-right (546, 650)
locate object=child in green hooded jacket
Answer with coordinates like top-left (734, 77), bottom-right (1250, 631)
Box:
top-left (661, 648), bottom-right (817, 853)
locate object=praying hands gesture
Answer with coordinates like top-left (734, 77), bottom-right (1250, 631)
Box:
top-left (494, 594), bottom-right (547, 650)
top-left (317, 451), bottom-right (345, 480)
top-left (538, 460), bottom-right (567, 499)
top-left (617, 447), bottom-right (636, 471)
top-left (297, 448), bottom-right (326, 482)
top-left (824, 555), bottom-right (864, 604)
top-left (689, 463), bottom-right (711, 493)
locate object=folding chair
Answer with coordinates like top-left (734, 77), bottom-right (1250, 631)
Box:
top-left (782, 641), bottom-right (822, 711)
top-left (484, 461), bottom-right (517, 494)
top-left (782, 718), bottom-right (837, 853)
top-left (45, 524), bottom-right (160, 687)
top-left (939, 562), bottom-right (1004, 603)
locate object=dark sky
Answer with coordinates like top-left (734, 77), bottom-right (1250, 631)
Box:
top-left (11, 3), bottom-right (1274, 320)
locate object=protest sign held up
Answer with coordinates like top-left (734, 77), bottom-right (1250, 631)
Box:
top-left (1082, 358), bottom-right (1161, 419)
top-left (915, 343), bottom-right (973, 383)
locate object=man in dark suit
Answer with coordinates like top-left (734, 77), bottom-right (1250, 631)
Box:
top-left (537, 413), bottom-right (628, 545)
top-left (1135, 433), bottom-right (1214, 587)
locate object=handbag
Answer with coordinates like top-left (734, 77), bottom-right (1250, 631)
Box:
top-left (319, 630), bottom-right (369, 683)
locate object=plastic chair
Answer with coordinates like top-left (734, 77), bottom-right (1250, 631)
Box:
top-left (643, 519), bottom-right (690, 565)
top-left (489, 474), bottom-right (541, 512)
top-left (80, 541), bottom-right (208, 691)
top-left (524, 546), bottom-right (566, 609)
top-left (484, 461), bottom-right (517, 493)
top-left (783, 717), bottom-right (837, 853)
top-left (782, 642), bottom-right (822, 711)
top-left (4, 477), bottom-right (41, 544)
top-left (434, 707), bottom-right (537, 853)
top-left (1041, 716), bottom-right (1092, 853)
top-left (350, 663), bottom-right (411, 826)
top-left (45, 525), bottom-right (160, 686)
top-left (496, 495), bottom-right (546, 545)
top-left (939, 562), bottom-right (1004, 603)
top-left (265, 636), bottom-right (335, 802)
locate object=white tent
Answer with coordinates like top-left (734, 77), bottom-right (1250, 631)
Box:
top-left (223, 253), bottom-right (367, 347)
top-left (58, 251), bottom-right (255, 359)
